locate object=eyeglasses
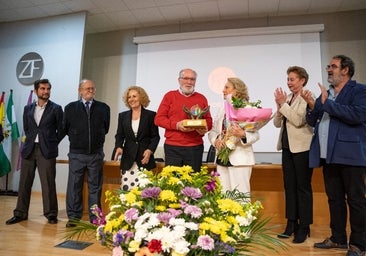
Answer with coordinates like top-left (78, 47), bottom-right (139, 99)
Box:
top-left (326, 64), bottom-right (341, 70)
top-left (179, 77), bottom-right (196, 81)
top-left (84, 87), bottom-right (96, 92)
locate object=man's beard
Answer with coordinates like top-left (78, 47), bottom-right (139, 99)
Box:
top-left (327, 74), bottom-right (342, 86)
top-left (181, 87), bottom-right (194, 95)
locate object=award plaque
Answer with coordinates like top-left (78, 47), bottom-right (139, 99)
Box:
top-left (182, 104), bottom-right (209, 129)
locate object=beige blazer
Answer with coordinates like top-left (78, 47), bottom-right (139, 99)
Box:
top-left (273, 93), bottom-right (313, 153)
top-left (208, 105), bottom-right (259, 166)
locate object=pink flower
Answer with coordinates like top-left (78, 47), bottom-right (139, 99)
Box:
top-left (112, 246), bottom-right (123, 256)
top-left (184, 205), bottom-right (203, 218)
top-left (197, 235), bottom-right (215, 250)
top-left (181, 187), bottom-right (202, 199)
top-left (124, 208), bottom-right (139, 223)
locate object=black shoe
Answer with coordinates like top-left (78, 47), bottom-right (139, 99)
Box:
top-left (293, 226), bottom-right (310, 243)
top-left (66, 220), bottom-right (77, 228)
top-left (314, 237), bottom-right (348, 249)
top-left (277, 220), bottom-right (298, 239)
top-left (5, 216), bottom-right (27, 225)
top-left (48, 217), bottom-right (58, 224)
top-left (347, 245), bottom-right (365, 256)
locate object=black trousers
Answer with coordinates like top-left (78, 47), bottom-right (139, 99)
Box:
top-left (164, 144), bottom-right (203, 172)
top-left (14, 144), bottom-right (58, 219)
top-left (323, 163), bottom-right (366, 250)
top-left (282, 149), bottom-right (313, 226)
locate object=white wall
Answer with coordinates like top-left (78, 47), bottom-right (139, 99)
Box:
top-left (0, 13), bottom-right (86, 193)
top-left (135, 27), bottom-right (323, 153)
top-left (84, 9), bottom-right (366, 167)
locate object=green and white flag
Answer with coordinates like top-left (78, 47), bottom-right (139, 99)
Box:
top-left (0, 91), bottom-right (11, 177)
top-left (6, 90), bottom-right (20, 141)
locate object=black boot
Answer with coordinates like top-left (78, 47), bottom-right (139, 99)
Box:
top-left (293, 225), bottom-right (310, 243)
top-left (277, 220), bottom-right (298, 239)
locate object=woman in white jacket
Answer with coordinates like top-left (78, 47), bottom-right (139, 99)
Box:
top-left (273, 66), bottom-right (314, 244)
top-left (208, 77), bottom-right (259, 195)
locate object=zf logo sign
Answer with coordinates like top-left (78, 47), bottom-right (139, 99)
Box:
top-left (16, 52), bottom-right (44, 85)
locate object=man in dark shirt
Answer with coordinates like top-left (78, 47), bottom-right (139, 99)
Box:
top-left (63, 79), bottom-right (110, 227)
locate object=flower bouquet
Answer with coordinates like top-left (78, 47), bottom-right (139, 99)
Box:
top-left (217, 97), bottom-right (273, 165)
top-left (65, 165), bottom-right (286, 256)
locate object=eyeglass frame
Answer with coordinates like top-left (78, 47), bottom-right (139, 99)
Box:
top-left (325, 64), bottom-right (341, 70)
top-left (179, 77), bottom-right (196, 81)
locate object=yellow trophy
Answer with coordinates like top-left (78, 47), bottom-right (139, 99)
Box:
top-left (182, 104), bottom-right (210, 129)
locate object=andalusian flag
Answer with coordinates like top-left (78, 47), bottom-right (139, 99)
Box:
top-left (6, 90), bottom-right (20, 141)
top-left (0, 91), bottom-right (11, 177)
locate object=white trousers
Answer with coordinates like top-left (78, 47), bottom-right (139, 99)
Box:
top-left (216, 165), bottom-right (252, 194)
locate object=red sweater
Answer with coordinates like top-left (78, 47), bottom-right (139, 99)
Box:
top-left (155, 90), bottom-right (213, 146)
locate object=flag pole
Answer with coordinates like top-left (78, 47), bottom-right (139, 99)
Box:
top-left (0, 174), bottom-right (18, 195)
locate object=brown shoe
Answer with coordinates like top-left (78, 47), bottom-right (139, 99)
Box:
top-left (314, 237), bottom-right (348, 249)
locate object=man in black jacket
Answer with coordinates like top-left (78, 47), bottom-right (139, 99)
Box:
top-left (63, 79), bottom-right (110, 227)
top-left (6, 79), bottom-right (64, 225)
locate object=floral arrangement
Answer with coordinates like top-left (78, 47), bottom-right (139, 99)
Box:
top-left (216, 96), bottom-right (273, 165)
top-left (65, 165), bottom-right (285, 256)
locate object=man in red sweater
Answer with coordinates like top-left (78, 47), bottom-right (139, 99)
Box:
top-left (155, 68), bottom-right (212, 172)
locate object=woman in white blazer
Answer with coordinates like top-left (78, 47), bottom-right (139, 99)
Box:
top-left (208, 77), bottom-right (259, 195)
top-left (273, 66), bottom-right (314, 244)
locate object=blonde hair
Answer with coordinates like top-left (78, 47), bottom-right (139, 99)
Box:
top-left (122, 86), bottom-right (150, 108)
top-left (227, 77), bottom-right (249, 101)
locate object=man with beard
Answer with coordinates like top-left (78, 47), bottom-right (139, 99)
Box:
top-left (155, 68), bottom-right (212, 172)
top-left (6, 79), bottom-right (65, 225)
top-left (301, 55), bottom-right (366, 256)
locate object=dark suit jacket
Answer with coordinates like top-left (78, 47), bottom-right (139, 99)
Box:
top-left (64, 100), bottom-right (110, 154)
top-left (114, 108), bottom-right (160, 170)
top-left (307, 80), bottom-right (366, 168)
top-left (21, 100), bottom-right (64, 159)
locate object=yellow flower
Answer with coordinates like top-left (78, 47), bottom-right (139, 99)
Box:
top-left (168, 203), bottom-right (181, 209)
top-left (155, 205), bottom-right (166, 211)
top-left (128, 240), bottom-right (140, 253)
top-left (167, 176), bottom-right (180, 185)
top-left (171, 250), bottom-right (187, 256)
top-left (217, 199), bottom-right (244, 215)
top-left (104, 218), bottom-right (123, 233)
top-left (159, 190), bottom-right (177, 202)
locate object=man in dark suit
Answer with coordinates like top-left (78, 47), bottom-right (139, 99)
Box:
top-left (6, 79), bottom-right (64, 225)
top-left (63, 79), bottom-right (110, 227)
top-left (302, 55), bottom-right (366, 256)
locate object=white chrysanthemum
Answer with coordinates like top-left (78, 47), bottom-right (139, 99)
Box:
top-left (147, 213), bottom-right (160, 227)
top-left (137, 172), bottom-right (151, 187)
top-left (169, 217), bottom-right (185, 226)
top-left (146, 226), bottom-right (171, 242)
top-left (236, 215), bottom-right (251, 226)
top-left (119, 194), bottom-right (126, 203)
top-left (134, 228), bottom-right (148, 242)
top-left (172, 238), bottom-right (191, 255)
top-left (171, 225), bottom-right (187, 238)
top-left (184, 221), bottom-right (199, 230)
